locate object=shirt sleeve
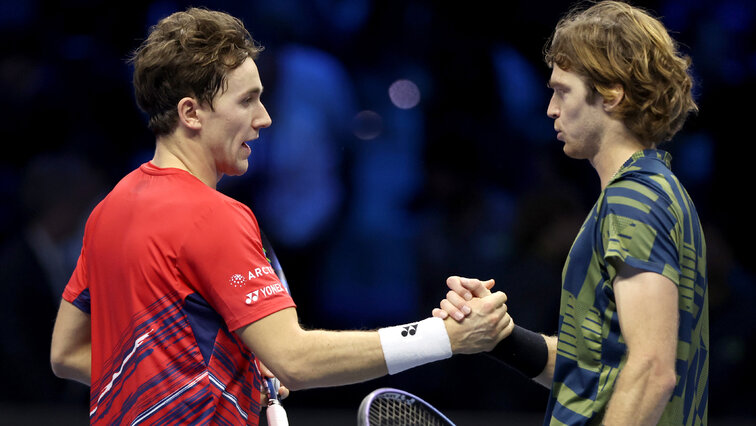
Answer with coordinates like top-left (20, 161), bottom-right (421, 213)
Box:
top-left (62, 246), bottom-right (92, 314)
top-left (601, 176), bottom-right (681, 286)
top-left (177, 200), bottom-right (296, 331)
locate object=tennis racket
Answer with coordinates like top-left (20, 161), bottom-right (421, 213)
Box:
top-left (259, 231), bottom-right (291, 426)
top-left (263, 376), bottom-right (288, 426)
top-left (357, 388), bottom-right (456, 426)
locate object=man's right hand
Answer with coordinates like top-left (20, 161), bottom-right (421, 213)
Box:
top-left (432, 276), bottom-right (497, 322)
top-left (443, 290), bottom-right (514, 354)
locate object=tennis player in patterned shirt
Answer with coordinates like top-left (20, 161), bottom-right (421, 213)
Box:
top-left (435, 1), bottom-right (708, 425)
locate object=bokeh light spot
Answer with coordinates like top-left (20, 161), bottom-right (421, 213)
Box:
top-left (353, 110), bottom-right (383, 140)
top-left (388, 79), bottom-right (421, 109)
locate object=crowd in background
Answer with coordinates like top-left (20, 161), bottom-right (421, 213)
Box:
top-left (1, 0), bottom-right (754, 422)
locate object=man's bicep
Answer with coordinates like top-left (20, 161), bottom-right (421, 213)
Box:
top-left (52, 299), bottom-right (91, 349)
top-left (51, 298), bottom-right (92, 384)
top-left (613, 262), bottom-right (678, 357)
top-left (234, 307), bottom-right (302, 374)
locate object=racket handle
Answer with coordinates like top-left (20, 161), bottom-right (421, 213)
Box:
top-left (266, 400), bottom-right (289, 426)
top-left (266, 377), bottom-right (280, 400)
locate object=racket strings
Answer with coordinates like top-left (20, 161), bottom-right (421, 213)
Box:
top-left (368, 396), bottom-right (449, 426)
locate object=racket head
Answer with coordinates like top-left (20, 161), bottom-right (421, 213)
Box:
top-left (357, 387), bottom-right (456, 426)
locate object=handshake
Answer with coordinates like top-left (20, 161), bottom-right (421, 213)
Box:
top-left (431, 276), bottom-right (515, 355)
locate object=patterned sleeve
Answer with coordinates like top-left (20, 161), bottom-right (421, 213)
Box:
top-left (601, 176), bottom-right (681, 286)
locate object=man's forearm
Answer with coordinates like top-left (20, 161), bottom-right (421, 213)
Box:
top-left (533, 335), bottom-right (557, 388)
top-left (239, 293), bottom-right (510, 391)
top-left (602, 355), bottom-right (676, 425)
top-left (272, 328), bottom-right (388, 390)
top-left (250, 316), bottom-right (481, 390)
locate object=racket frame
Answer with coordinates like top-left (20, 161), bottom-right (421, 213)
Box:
top-left (357, 387), bottom-right (456, 426)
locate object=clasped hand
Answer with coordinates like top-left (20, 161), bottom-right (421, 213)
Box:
top-left (436, 276), bottom-right (515, 354)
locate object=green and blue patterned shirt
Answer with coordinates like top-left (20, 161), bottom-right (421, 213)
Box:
top-left (544, 150), bottom-right (708, 425)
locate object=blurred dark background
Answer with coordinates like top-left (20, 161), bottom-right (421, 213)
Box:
top-left (1, 0), bottom-right (753, 424)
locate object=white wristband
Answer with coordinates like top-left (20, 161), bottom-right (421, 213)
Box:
top-left (378, 317), bottom-right (452, 375)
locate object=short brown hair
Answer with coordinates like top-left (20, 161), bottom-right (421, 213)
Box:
top-left (544, 1), bottom-right (698, 144)
top-left (130, 8), bottom-right (263, 136)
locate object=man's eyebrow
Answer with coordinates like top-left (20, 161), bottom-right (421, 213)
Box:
top-left (242, 87), bottom-right (263, 96)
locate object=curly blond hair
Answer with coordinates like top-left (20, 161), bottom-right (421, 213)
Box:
top-left (544, 1), bottom-right (697, 144)
top-left (130, 8), bottom-right (263, 136)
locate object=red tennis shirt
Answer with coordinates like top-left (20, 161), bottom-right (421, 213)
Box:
top-left (63, 162), bottom-right (296, 425)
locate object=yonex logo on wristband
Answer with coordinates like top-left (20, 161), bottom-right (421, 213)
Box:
top-left (401, 324), bottom-right (418, 337)
top-left (378, 318), bottom-right (452, 375)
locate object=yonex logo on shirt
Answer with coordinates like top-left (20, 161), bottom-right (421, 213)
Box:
top-left (245, 283), bottom-right (286, 305)
top-left (245, 290), bottom-right (259, 304)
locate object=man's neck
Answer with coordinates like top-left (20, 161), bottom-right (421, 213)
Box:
top-left (590, 128), bottom-right (652, 190)
top-left (152, 133), bottom-right (219, 189)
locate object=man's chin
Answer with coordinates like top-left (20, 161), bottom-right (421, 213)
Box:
top-left (562, 143), bottom-right (578, 159)
top-left (562, 143), bottom-right (589, 161)
top-left (232, 166), bottom-right (250, 177)
top-left (224, 161), bottom-right (250, 178)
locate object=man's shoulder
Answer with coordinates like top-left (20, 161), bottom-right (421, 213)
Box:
top-left (112, 165), bottom-right (248, 209)
top-left (91, 166), bottom-right (256, 236)
top-left (605, 160), bottom-right (677, 211)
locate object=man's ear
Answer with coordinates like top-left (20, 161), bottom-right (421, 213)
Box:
top-left (177, 97), bottom-right (202, 130)
top-left (603, 84), bottom-right (624, 112)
